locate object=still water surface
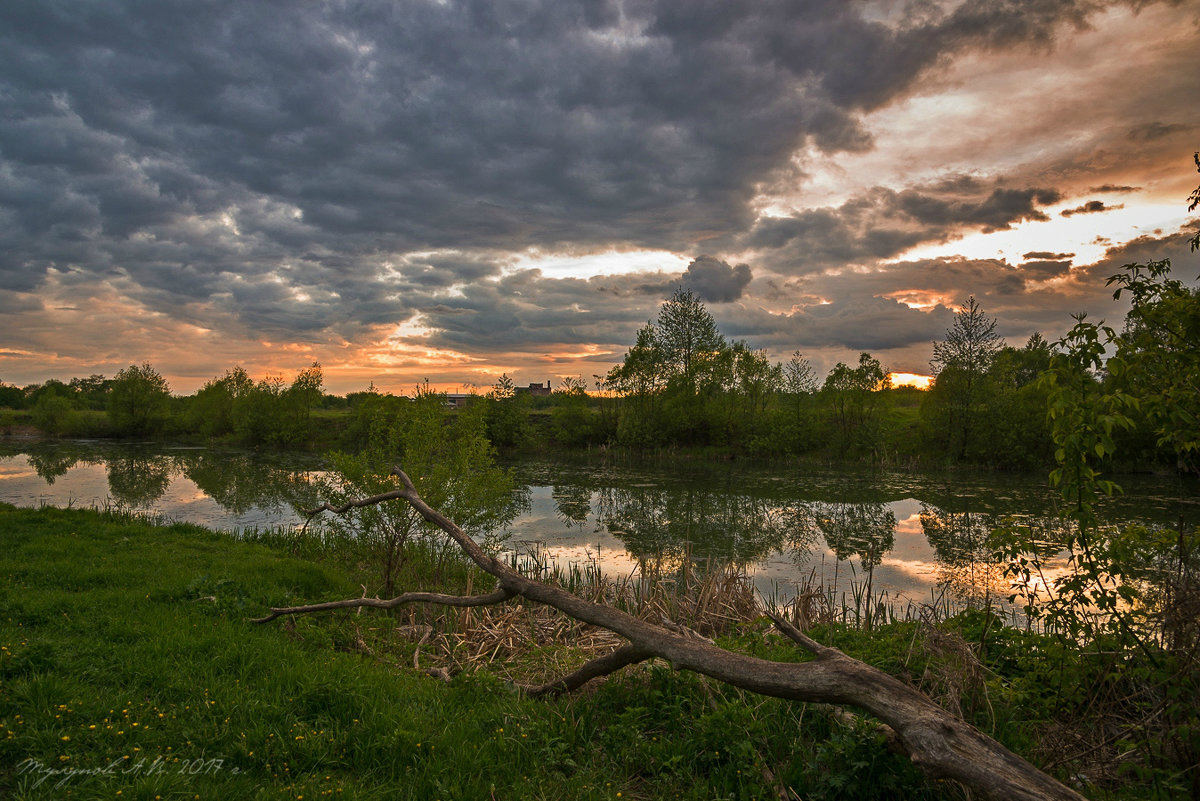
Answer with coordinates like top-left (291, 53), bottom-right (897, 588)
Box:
top-left (2, 440), bottom-right (1197, 608)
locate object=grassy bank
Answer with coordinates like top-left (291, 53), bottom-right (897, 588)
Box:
top-left (3, 504), bottom-right (1188, 800)
top-left (0, 504), bottom-right (939, 800)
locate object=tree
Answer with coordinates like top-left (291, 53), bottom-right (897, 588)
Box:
top-left (287, 363), bottom-right (324, 426)
top-left (655, 286), bottom-right (725, 394)
top-left (0, 381), bottom-right (25, 409)
top-left (550, 376), bottom-right (597, 447)
top-left (976, 334), bottom-right (1054, 468)
top-left (783, 350), bottom-right (817, 396)
top-left (107, 363), bottom-right (171, 436)
top-left (996, 256), bottom-right (1200, 787)
top-left (188, 366), bottom-right (254, 438)
top-left (1106, 259), bottom-right (1200, 473)
top-left (483, 373), bottom-right (529, 449)
top-left (821, 353), bottom-right (890, 456)
top-left (1188, 150), bottom-right (1199, 253)
top-left (777, 351), bottom-right (820, 454)
top-left (310, 390), bottom-right (520, 595)
top-left (281, 362), bottom-right (324, 444)
top-left (30, 385), bottom-right (80, 436)
top-left (69, 374), bottom-right (112, 410)
top-left (605, 324), bottom-right (668, 447)
top-left (927, 297), bottom-right (1004, 460)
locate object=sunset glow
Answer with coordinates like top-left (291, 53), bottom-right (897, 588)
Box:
top-left (889, 373), bottom-right (934, 391)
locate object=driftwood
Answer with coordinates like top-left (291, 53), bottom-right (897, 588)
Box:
top-left (253, 469), bottom-right (1087, 801)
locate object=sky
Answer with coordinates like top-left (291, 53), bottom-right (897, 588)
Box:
top-left (2, 0), bottom-right (1198, 396)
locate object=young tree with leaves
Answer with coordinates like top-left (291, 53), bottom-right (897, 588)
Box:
top-left (655, 286), bottom-right (726, 395)
top-left (927, 296), bottom-right (1004, 460)
top-left (311, 388), bottom-right (521, 595)
top-left (483, 373), bottom-right (529, 449)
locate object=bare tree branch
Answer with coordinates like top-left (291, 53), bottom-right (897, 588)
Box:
top-left (257, 467), bottom-right (1088, 801)
top-left (763, 609), bottom-right (835, 657)
top-left (251, 587), bottom-right (514, 624)
top-left (522, 644), bottom-right (651, 697)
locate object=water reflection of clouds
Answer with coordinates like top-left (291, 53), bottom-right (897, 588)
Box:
top-left (0, 466), bottom-right (40, 481)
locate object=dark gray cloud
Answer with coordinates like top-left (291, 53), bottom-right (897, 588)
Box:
top-left (0, 2), bottom-right (1146, 292)
top-left (1127, 121), bottom-right (1189, 142)
top-left (1019, 259), bottom-right (1074, 278)
top-left (412, 270), bottom-right (664, 354)
top-left (0, 0), bottom-right (1187, 387)
top-left (717, 294), bottom-right (953, 355)
top-left (746, 177), bottom-right (1061, 273)
top-left (680, 256), bottom-right (753, 303)
top-left (1061, 200), bottom-right (1122, 217)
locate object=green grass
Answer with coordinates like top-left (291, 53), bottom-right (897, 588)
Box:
top-left (0, 504), bottom-right (948, 801)
top-left (8, 504), bottom-right (1182, 800)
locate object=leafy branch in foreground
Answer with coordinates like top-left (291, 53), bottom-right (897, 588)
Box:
top-left (255, 467), bottom-right (1087, 801)
top-left (994, 257), bottom-right (1200, 793)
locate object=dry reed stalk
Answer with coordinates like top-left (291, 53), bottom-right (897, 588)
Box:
top-left (917, 619), bottom-right (990, 723)
top-left (379, 561), bottom-right (763, 685)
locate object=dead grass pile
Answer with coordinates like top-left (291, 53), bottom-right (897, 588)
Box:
top-left (373, 561), bottom-right (762, 686)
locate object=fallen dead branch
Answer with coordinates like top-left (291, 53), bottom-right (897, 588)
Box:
top-left (253, 467), bottom-right (1088, 801)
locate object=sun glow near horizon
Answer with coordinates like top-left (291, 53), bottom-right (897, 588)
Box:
top-left (889, 372), bottom-right (933, 390)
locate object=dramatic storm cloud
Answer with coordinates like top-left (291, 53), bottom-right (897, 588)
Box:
top-left (0, 0), bottom-right (1197, 390)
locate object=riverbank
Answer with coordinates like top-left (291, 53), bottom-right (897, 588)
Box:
top-left (0, 503), bottom-right (928, 800)
top-left (3, 504), bottom-right (1191, 799)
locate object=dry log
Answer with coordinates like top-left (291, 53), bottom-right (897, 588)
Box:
top-left (253, 468), bottom-right (1088, 801)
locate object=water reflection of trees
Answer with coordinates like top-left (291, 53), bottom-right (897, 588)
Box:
top-left (177, 451), bottom-right (316, 515)
top-left (595, 484), bottom-right (794, 577)
top-left (106, 453), bottom-right (173, 507)
top-left (807, 501), bottom-right (897, 602)
top-left (551, 484), bottom-right (593, 529)
top-left (26, 449), bottom-right (85, 484)
top-left (811, 502), bottom-right (897, 569)
top-left (588, 481), bottom-right (908, 587)
top-left (919, 504), bottom-right (1008, 605)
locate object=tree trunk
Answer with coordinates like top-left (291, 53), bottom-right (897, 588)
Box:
top-left (254, 469), bottom-right (1088, 801)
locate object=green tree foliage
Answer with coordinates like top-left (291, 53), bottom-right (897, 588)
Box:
top-left (482, 373), bottom-right (530, 449)
top-left (605, 290), bottom-right (791, 450)
top-left (68, 374), bottom-right (112, 410)
top-left (224, 363), bottom-right (325, 447)
top-left (821, 353), bottom-right (890, 457)
top-left (187, 366), bottom-right (254, 438)
top-left (312, 388), bottom-right (521, 595)
top-left (1106, 259), bottom-right (1200, 473)
top-left (655, 287), bottom-right (726, 394)
top-left (776, 351), bottom-right (821, 454)
top-left (30, 384), bottom-right (81, 436)
top-left (926, 297), bottom-right (1004, 460)
top-left (1188, 150), bottom-right (1199, 253)
top-left (107, 363), bottom-right (171, 437)
top-left (0, 380), bottom-right (25, 409)
top-left (606, 323), bottom-right (668, 447)
top-left (604, 290), bottom-right (909, 459)
top-left (996, 254), bottom-right (1200, 789)
top-left (977, 334), bottom-right (1054, 469)
top-left (288, 362), bottom-right (324, 431)
top-left (550, 376), bottom-right (598, 447)
top-left (783, 351), bottom-right (817, 395)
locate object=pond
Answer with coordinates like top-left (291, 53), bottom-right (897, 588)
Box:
top-left (2, 439), bottom-right (1197, 611)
